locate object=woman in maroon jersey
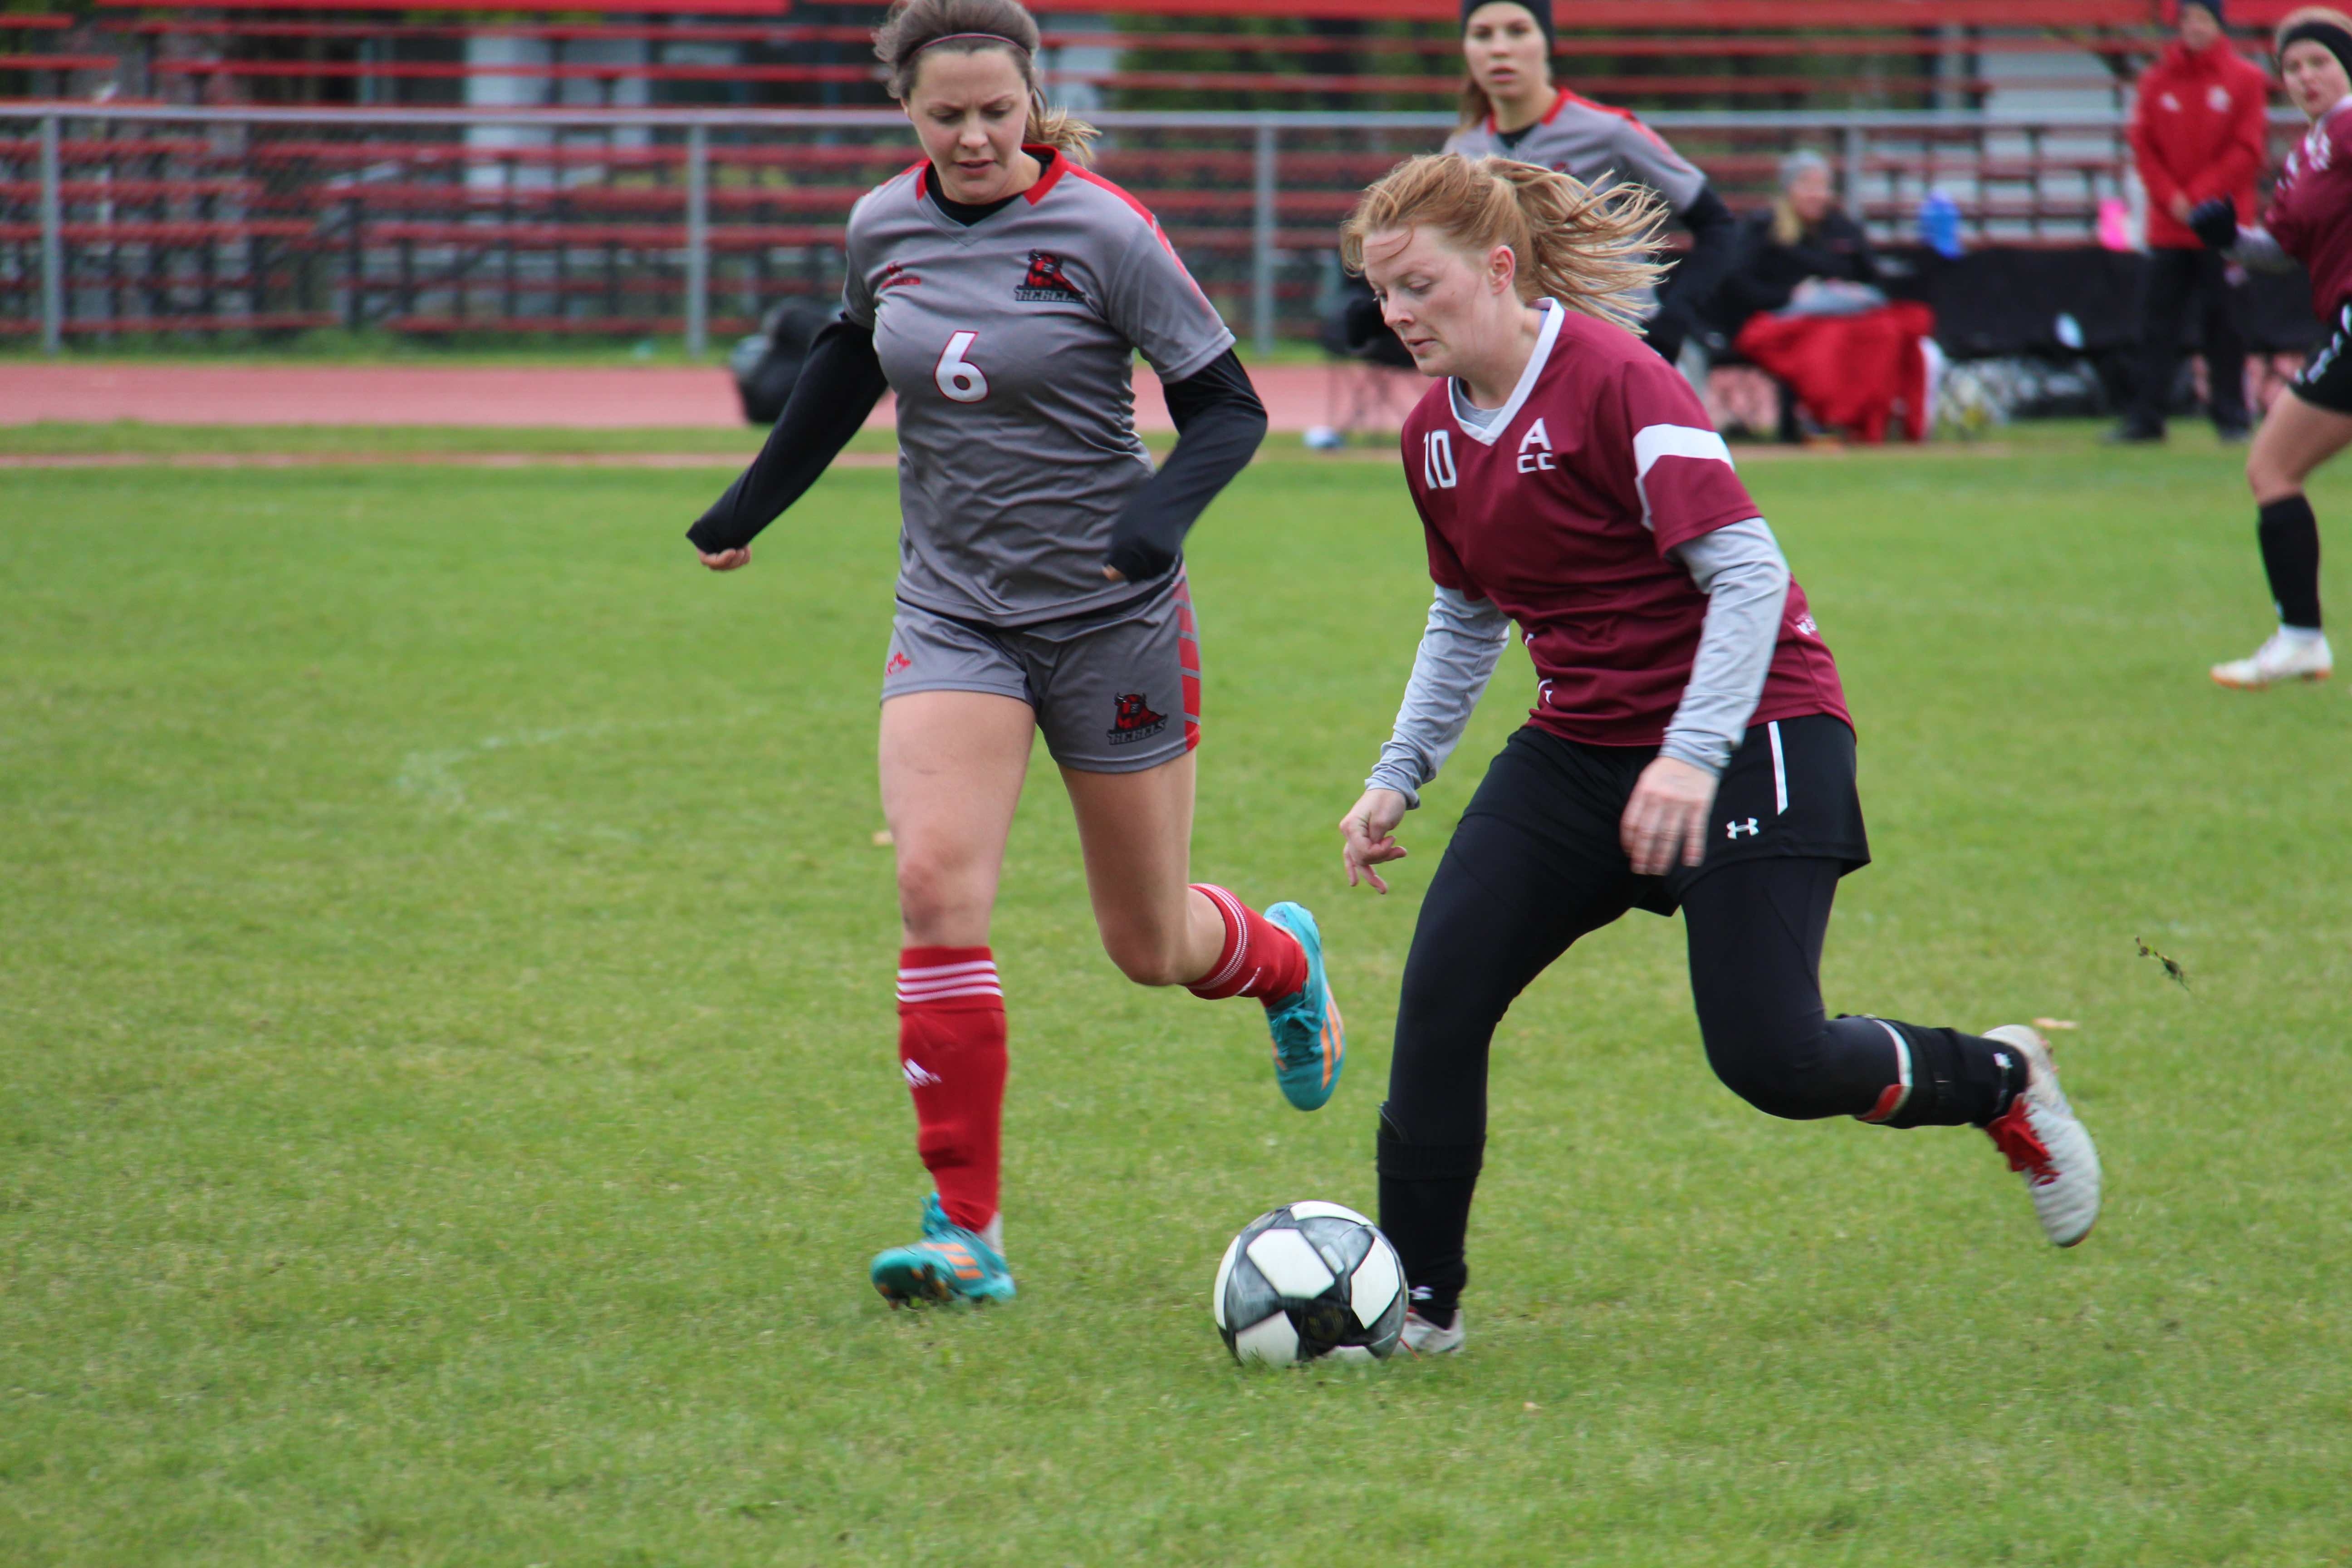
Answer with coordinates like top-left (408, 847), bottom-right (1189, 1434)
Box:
top-left (2191, 8), bottom-right (2352, 689)
top-left (1332, 153), bottom-right (2103, 1356)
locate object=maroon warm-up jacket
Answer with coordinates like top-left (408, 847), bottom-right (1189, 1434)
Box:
top-left (2127, 36), bottom-right (2272, 248)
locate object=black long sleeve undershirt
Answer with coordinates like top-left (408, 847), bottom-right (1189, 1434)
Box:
top-left (686, 315), bottom-right (890, 555)
top-left (1644, 183), bottom-right (1739, 361)
top-left (689, 325), bottom-right (1265, 584)
top-left (1104, 348), bottom-right (1267, 585)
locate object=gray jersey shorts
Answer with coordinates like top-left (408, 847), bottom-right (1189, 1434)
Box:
top-left (881, 575), bottom-right (1201, 774)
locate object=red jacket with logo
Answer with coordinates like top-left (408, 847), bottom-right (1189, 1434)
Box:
top-left (2129, 38), bottom-right (2273, 248)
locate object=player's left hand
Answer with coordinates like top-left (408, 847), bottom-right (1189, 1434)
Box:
top-left (698, 545), bottom-right (753, 571)
top-left (1339, 787), bottom-right (1411, 894)
top-left (1621, 756), bottom-right (1719, 877)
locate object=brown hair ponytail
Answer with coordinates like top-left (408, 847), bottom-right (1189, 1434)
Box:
top-left (1341, 153), bottom-right (1668, 333)
top-left (873, 0), bottom-right (1098, 166)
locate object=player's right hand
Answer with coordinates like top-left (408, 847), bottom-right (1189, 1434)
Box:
top-left (1339, 787), bottom-right (1411, 895)
top-left (697, 545), bottom-right (753, 571)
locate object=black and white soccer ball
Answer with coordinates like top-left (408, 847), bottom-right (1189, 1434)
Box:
top-left (1212, 1201), bottom-right (1406, 1365)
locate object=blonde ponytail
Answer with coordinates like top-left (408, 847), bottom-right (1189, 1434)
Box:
top-left (1341, 153), bottom-right (1669, 334)
top-left (1026, 94), bottom-right (1099, 165)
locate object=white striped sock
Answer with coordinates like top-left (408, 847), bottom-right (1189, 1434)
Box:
top-left (897, 958), bottom-right (1002, 1006)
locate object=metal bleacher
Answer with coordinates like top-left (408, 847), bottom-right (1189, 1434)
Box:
top-left (0, 0), bottom-right (2310, 344)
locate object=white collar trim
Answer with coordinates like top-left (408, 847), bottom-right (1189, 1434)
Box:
top-left (1449, 299), bottom-right (1562, 446)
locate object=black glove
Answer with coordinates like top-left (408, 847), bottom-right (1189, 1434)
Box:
top-left (2188, 197), bottom-right (2239, 251)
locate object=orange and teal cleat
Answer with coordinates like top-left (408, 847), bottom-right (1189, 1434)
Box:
top-left (869, 1195), bottom-right (1017, 1306)
top-left (1263, 902), bottom-right (1344, 1111)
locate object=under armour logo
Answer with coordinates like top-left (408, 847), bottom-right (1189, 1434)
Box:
top-left (1726, 818), bottom-right (1760, 839)
top-left (1994, 1052), bottom-right (2011, 1071)
top-left (902, 1060), bottom-right (941, 1088)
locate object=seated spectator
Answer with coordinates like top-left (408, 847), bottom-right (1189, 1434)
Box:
top-left (1711, 152), bottom-right (1938, 444)
top-left (1710, 151), bottom-right (1884, 333)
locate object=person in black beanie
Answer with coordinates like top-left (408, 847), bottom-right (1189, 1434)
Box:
top-left (2197, 6), bottom-right (2352, 688)
top-left (1350, 0), bottom-right (1738, 373)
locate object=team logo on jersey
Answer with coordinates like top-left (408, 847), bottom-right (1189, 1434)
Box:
top-left (2209, 85), bottom-right (2232, 112)
top-left (1106, 691), bottom-right (1168, 745)
top-left (1014, 250), bottom-right (1084, 303)
top-left (876, 260), bottom-right (922, 298)
top-left (1517, 418), bottom-right (1556, 474)
top-left (885, 650), bottom-right (912, 676)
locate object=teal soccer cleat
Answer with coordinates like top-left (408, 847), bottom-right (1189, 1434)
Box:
top-left (1262, 902), bottom-right (1344, 1111)
top-left (869, 1195), bottom-right (1017, 1306)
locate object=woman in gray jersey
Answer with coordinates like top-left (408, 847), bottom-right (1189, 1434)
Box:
top-left (1441, 0), bottom-right (1739, 368)
top-left (686, 0), bottom-right (1346, 1308)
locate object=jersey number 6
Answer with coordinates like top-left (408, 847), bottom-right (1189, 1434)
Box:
top-left (934, 331), bottom-right (990, 403)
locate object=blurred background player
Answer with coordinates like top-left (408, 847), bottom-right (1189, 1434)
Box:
top-left (1334, 154), bottom-right (2102, 1356)
top-left (2196, 8), bottom-right (2352, 687)
top-left (686, 0), bottom-right (1344, 1307)
top-left (2112, 0), bottom-right (2269, 446)
top-left (1444, 0), bottom-right (1739, 373)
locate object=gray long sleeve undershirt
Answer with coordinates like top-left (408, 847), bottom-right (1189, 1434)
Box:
top-left (2228, 226), bottom-right (2297, 274)
top-left (1364, 517), bottom-right (1792, 804)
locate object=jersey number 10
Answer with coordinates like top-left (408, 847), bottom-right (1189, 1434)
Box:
top-left (935, 332), bottom-right (990, 403)
top-left (1423, 429), bottom-right (1458, 490)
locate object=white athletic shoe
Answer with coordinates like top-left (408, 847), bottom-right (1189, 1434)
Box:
top-left (1399, 1306), bottom-right (1465, 1357)
top-left (1980, 1024), bottom-right (2102, 1248)
top-left (2210, 629), bottom-right (2332, 688)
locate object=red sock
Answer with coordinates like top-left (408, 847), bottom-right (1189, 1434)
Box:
top-left (1186, 885), bottom-right (1308, 1003)
top-left (896, 946), bottom-right (1007, 1235)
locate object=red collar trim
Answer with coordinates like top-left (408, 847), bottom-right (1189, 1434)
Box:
top-left (1486, 87), bottom-right (1568, 136)
top-left (1021, 146), bottom-right (1068, 205)
top-left (911, 148), bottom-right (1063, 207)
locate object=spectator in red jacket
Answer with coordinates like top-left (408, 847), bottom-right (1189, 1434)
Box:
top-left (2114, 0), bottom-right (2272, 442)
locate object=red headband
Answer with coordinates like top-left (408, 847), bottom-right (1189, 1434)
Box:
top-left (912, 31), bottom-right (1030, 56)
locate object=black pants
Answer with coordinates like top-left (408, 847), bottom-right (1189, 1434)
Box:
top-left (2128, 246), bottom-right (2249, 433)
top-left (1376, 722), bottom-right (2024, 1317)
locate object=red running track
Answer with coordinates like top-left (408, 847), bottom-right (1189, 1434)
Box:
top-left (0, 362), bottom-right (1416, 433)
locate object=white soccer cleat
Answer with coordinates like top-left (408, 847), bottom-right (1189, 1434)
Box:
top-left (1399, 1306), bottom-right (1465, 1357)
top-left (2210, 629), bottom-right (2332, 689)
top-left (1980, 1024), bottom-right (2101, 1248)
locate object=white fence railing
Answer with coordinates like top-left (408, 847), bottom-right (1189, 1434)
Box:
top-left (0, 102), bottom-right (2306, 356)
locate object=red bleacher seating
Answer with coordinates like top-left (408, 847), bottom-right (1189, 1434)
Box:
top-left (4, 0), bottom-right (2292, 343)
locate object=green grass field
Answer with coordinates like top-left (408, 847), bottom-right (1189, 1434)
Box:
top-left (4, 426), bottom-right (2348, 1565)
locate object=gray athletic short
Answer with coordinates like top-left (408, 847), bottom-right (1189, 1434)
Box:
top-left (880, 575), bottom-right (1201, 774)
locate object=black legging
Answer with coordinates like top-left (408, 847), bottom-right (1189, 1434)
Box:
top-left (1376, 728), bottom-right (2020, 1315)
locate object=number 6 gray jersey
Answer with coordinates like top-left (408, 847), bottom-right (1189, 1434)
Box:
top-left (844, 154), bottom-right (1236, 628)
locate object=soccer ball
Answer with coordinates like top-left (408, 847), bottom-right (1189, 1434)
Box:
top-left (1212, 1201), bottom-right (1406, 1365)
